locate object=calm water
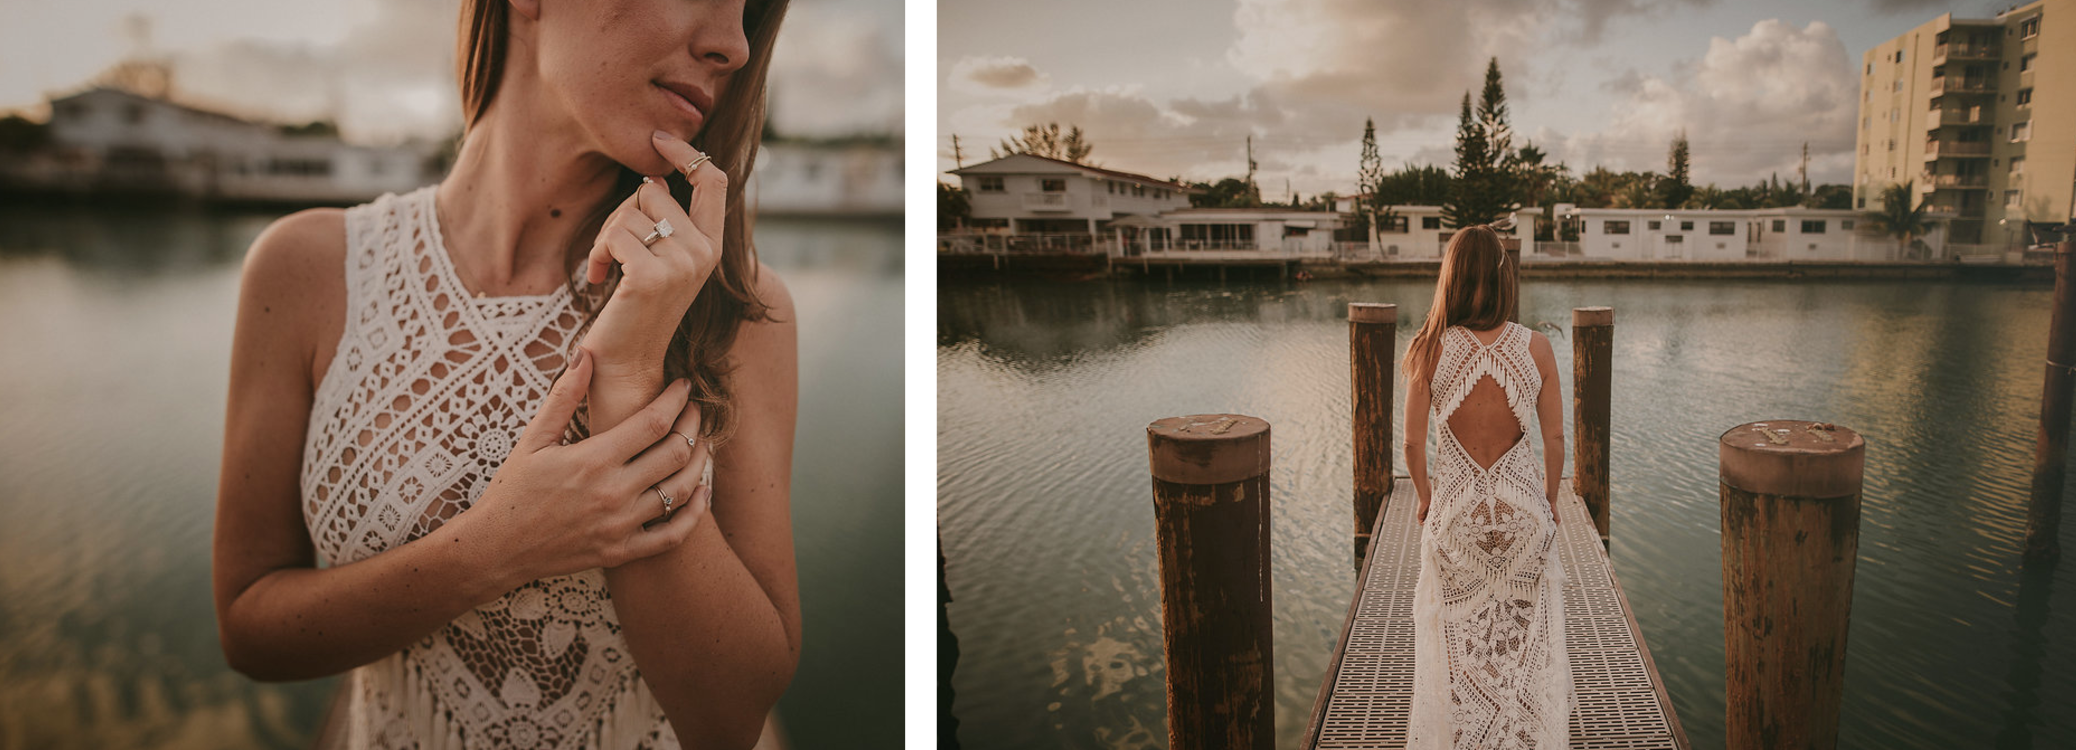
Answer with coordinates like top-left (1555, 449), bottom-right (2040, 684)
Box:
top-left (0, 202), bottom-right (903, 749)
top-left (938, 276), bottom-right (2076, 749)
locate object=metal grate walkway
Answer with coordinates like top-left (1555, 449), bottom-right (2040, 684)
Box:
top-left (1304, 478), bottom-right (1690, 749)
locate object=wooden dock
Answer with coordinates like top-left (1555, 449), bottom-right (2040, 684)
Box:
top-left (1303, 477), bottom-right (1690, 750)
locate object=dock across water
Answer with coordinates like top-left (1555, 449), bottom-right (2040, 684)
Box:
top-left (1303, 477), bottom-right (1691, 749)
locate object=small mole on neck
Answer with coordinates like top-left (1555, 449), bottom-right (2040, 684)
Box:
top-left (549, 208), bottom-right (562, 218)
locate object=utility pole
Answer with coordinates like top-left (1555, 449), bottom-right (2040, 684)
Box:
top-left (1246, 135), bottom-right (1259, 207)
top-left (951, 134), bottom-right (965, 169)
top-left (1799, 142), bottom-right (1811, 205)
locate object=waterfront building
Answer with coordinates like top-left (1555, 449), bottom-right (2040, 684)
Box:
top-left (753, 141), bottom-right (902, 218)
top-left (7, 86), bottom-right (440, 203)
top-left (1854, 0), bottom-right (2073, 250)
top-left (1534, 205), bottom-right (1952, 262)
top-left (948, 153), bottom-right (1193, 234)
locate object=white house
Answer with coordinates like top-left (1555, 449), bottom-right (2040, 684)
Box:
top-left (1122, 207), bottom-right (1347, 257)
top-left (1538, 205), bottom-right (1951, 262)
top-left (948, 153), bottom-right (1194, 235)
top-left (31, 86), bottom-right (439, 202)
top-left (751, 141), bottom-right (901, 217)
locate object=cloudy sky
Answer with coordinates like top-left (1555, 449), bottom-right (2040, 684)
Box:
top-left (941, 0), bottom-right (2019, 195)
top-left (0, 0), bottom-right (901, 145)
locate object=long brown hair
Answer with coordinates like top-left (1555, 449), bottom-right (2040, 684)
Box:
top-left (1404, 225), bottom-right (1518, 387)
top-left (455, 0), bottom-right (789, 446)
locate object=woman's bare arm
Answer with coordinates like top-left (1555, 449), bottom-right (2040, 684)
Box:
top-left (1405, 364), bottom-right (1432, 521)
top-left (1529, 332), bottom-right (1565, 519)
top-left (590, 266), bottom-right (802, 750)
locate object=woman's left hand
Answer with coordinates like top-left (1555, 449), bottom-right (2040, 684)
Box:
top-left (581, 131), bottom-right (727, 387)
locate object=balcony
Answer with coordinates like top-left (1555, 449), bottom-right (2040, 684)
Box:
top-left (1929, 77), bottom-right (1996, 96)
top-left (1923, 141), bottom-right (1992, 159)
top-left (1925, 109), bottom-right (1989, 130)
top-left (1931, 42), bottom-right (2001, 65)
top-left (1022, 192), bottom-right (1071, 212)
top-left (1919, 173), bottom-right (1989, 191)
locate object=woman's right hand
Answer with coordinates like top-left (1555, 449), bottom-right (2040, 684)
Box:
top-left (456, 347), bottom-right (707, 589)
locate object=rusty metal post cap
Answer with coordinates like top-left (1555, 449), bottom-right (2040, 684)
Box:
top-left (1719, 420), bottom-right (1865, 498)
top-left (1573, 307), bottom-right (1614, 326)
top-left (1349, 303), bottom-right (1397, 325)
top-left (1148, 414), bottom-right (1271, 485)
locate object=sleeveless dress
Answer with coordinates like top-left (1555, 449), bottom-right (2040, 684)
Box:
top-left (1408, 322), bottom-right (1573, 749)
top-left (300, 184), bottom-right (681, 749)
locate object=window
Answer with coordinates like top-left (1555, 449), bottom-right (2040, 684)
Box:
top-left (1665, 235), bottom-right (1684, 243)
top-left (1709, 221), bottom-right (1735, 235)
top-left (2012, 157), bottom-right (2026, 177)
top-left (1858, 197), bottom-right (1867, 208)
top-left (1422, 216), bottom-right (1441, 229)
top-left (1039, 178), bottom-right (1065, 192)
top-left (978, 176), bottom-right (1005, 192)
top-left (2012, 120), bottom-right (2031, 142)
top-left (1178, 223), bottom-right (1254, 243)
top-left (2017, 88), bottom-right (2033, 107)
top-left (2006, 189), bottom-right (2023, 208)
top-left (1773, 219), bottom-right (1787, 232)
top-left (1106, 182), bottom-right (1115, 194)
top-left (1866, 62), bottom-right (1873, 75)
top-left (1893, 79), bottom-right (1904, 92)
top-left (1605, 220), bottom-right (1631, 235)
top-left (1895, 50), bottom-right (1905, 63)
top-left (1801, 220), bottom-right (1827, 234)
top-left (2021, 54), bottom-right (2035, 72)
top-left (2020, 16), bottom-right (2040, 39)
top-left (1680, 220), bottom-right (1694, 231)
top-left (1381, 215), bottom-right (1410, 233)
top-left (1647, 220), bottom-right (1661, 230)
top-left (1842, 220), bottom-right (1856, 231)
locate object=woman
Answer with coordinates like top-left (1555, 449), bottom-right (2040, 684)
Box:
top-left (210, 1), bottom-right (799, 748)
top-left (1402, 225), bottom-right (1573, 749)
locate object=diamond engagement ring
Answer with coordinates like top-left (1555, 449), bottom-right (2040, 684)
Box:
top-left (640, 218), bottom-right (675, 247)
top-left (655, 485), bottom-right (676, 520)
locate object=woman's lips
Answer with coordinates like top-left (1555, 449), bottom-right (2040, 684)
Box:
top-left (657, 84), bottom-right (705, 129)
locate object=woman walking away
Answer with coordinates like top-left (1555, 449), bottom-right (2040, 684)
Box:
top-left (1403, 225), bottom-right (1574, 749)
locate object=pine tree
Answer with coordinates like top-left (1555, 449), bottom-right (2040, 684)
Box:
top-left (990, 122), bottom-right (1094, 164)
top-left (1357, 118), bottom-right (1383, 230)
top-left (1659, 132), bottom-right (1693, 209)
top-left (1443, 58), bottom-right (1518, 228)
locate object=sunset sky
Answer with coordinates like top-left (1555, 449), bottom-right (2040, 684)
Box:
top-left (0, 0), bottom-right (902, 144)
top-left (940, 0), bottom-right (2019, 195)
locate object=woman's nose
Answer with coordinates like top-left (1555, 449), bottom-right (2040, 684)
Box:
top-left (691, 1), bottom-right (752, 74)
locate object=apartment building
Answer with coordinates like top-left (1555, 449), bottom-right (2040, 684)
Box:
top-left (947, 152), bottom-right (1194, 234)
top-left (1854, 0), bottom-right (2073, 247)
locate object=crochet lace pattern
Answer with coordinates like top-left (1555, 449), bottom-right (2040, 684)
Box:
top-left (1408, 321), bottom-right (1574, 749)
top-left (300, 184), bottom-right (678, 749)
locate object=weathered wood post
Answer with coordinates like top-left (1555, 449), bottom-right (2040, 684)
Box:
top-left (1350, 303), bottom-right (1397, 570)
top-left (1719, 420), bottom-right (1865, 750)
top-left (1148, 414), bottom-right (1274, 750)
top-left (2025, 239), bottom-right (2076, 568)
top-left (1573, 307), bottom-right (1614, 548)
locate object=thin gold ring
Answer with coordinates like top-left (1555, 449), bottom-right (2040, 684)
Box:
top-left (654, 485), bottom-right (676, 520)
top-left (680, 153), bottom-right (712, 174)
top-left (669, 429), bottom-right (696, 451)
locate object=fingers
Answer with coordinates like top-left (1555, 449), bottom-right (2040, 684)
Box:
top-left (650, 131), bottom-right (726, 248)
top-left (627, 483), bottom-right (712, 558)
top-left (621, 437), bottom-right (710, 531)
top-left (624, 421), bottom-right (708, 495)
top-left (590, 378), bottom-right (691, 461)
top-left (586, 192), bottom-right (659, 285)
top-left (518, 347), bottom-right (591, 453)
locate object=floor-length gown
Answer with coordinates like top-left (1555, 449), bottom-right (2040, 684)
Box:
top-left (1408, 322), bottom-right (1574, 749)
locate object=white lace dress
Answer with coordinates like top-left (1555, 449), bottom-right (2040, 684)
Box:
top-left (301, 184), bottom-right (680, 750)
top-left (1409, 322), bottom-right (1574, 749)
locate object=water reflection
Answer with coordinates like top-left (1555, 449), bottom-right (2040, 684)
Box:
top-left (939, 277), bottom-right (2075, 750)
top-left (0, 205), bottom-right (903, 749)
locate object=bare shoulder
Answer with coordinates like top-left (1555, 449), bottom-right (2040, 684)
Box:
top-left (236, 207), bottom-right (349, 382)
top-left (1525, 328), bottom-right (1558, 370)
top-left (748, 261), bottom-right (795, 324)
top-left (733, 262), bottom-right (797, 348)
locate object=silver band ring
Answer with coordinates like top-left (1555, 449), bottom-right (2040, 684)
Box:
top-left (654, 485), bottom-right (676, 520)
top-left (681, 153), bottom-right (712, 174)
top-left (639, 218), bottom-right (675, 247)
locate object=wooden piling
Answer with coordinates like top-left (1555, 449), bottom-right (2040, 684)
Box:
top-left (1719, 420), bottom-right (1865, 750)
top-left (1148, 414), bottom-right (1274, 750)
top-left (2026, 240), bottom-right (2076, 568)
top-left (1350, 303), bottom-right (1398, 569)
top-left (1573, 307), bottom-right (1614, 547)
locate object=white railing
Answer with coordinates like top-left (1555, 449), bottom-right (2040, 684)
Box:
top-left (1022, 192), bottom-right (1070, 211)
top-left (1534, 242), bottom-right (1584, 258)
top-left (938, 233), bottom-right (1109, 254)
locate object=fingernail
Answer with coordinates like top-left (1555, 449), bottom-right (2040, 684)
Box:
top-left (652, 129), bottom-right (670, 140)
top-left (573, 348), bottom-right (588, 366)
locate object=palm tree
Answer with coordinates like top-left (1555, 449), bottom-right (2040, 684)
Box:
top-left (1864, 182), bottom-right (1931, 260)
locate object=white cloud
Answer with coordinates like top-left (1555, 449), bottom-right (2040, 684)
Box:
top-left (1554, 19), bottom-right (1859, 186)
